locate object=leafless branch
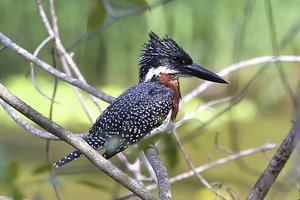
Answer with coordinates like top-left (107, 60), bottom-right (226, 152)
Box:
top-left (0, 32), bottom-right (115, 104)
top-left (120, 143), bottom-right (277, 199)
top-left (102, 0), bottom-right (150, 19)
top-left (69, 0), bottom-right (171, 49)
top-left (0, 83), bottom-right (156, 200)
top-left (182, 55), bottom-right (300, 106)
top-left (247, 119), bottom-right (300, 200)
top-left (172, 129), bottom-right (228, 199)
top-left (0, 98), bottom-right (87, 140)
top-left (145, 145), bottom-right (172, 200)
top-left (152, 143), bottom-right (277, 189)
top-left (30, 35), bottom-right (55, 102)
top-left (247, 84), bottom-right (300, 200)
top-left (175, 97), bottom-right (232, 129)
top-left (48, 0), bottom-right (104, 117)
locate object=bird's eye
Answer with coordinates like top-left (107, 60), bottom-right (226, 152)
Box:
top-left (173, 57), bottom-right (186, 65)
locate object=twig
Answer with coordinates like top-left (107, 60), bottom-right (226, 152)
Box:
top-left (102, 0), bottom-right (150, 19)
top-left (247, 81), bottom-right (300, 200)
top-left (172, 129), bottom-right (227, 199)
top-left (30, 36), bottom-right (57, 102)
top-left (0, 32), bottom-right (115, 104)
top-left (117, 153), bottom-right (145, 182)
top-left (69, 0), bottom-right (171, 49)
top-left (48, 0), bottom-right (104, 116)
top-left (120, 143), bottom-right (277, 199)
top-left (153, 143), bottom-right (277, 189)
top-left (0, 83), bottom-right (156, 200)
top-left (265, 0), bottom-right (297, 106)
top-left (36, 0), bottom-right (54, 36)
top-left (247, 80), bottom-right (300, 199)
top-left (46, 141), bottom-right (64, 200)
top-left (247, 119), bottom-right (300, 200)
top-left (175, 97), bottom-right (232, 129)
top-left (145, 146), bottom-right (172, 200)
top-left (181, 55), bottom-right (300, 106)
top-left (0, 98), bottom-right (87, 140)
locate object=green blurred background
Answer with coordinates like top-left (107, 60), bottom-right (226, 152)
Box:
top-left (1, 0), bottom-right (300, 199)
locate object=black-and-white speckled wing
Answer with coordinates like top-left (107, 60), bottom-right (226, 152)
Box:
top-left (87, 81), bottom-right (174, 158)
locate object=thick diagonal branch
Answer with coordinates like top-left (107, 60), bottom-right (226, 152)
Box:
top-left (247, 118), bottom-right (300, 200)
top-left (0, 83), bottom-right (156, 200)
top-left (247, 84), bottom-right (300, 200)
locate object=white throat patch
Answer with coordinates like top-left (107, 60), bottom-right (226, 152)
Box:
top-left (144, 66), bottom-right (177, 81)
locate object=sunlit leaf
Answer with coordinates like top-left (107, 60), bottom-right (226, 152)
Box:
top-left (78, 180), bottom-right (109, 190)
top-left (32, 163), bottom-right (52, 175)
top-left (87, 0), bottom-right (107, 31)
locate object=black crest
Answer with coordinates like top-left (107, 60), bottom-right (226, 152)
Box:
top-left (139, 32), bottom-right (193, 82)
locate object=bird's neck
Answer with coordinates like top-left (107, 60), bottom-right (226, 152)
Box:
top-left (158, 73), bottom-right (181, 120)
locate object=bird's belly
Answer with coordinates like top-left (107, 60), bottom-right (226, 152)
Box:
top-left (146, 109), bottom-right (173, 139)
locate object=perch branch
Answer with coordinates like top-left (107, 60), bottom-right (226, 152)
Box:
top-left (0, 83), bottom-right (156, 200)
top-left (120, 143), bottom-right (277, 200)
top-left (145, 146), bottom-right (172, 200)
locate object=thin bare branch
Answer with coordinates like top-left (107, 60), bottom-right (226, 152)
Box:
top-left (172, 129), bottom-right (227, 200)
top-left (69, 0), bottom-right (171, 49)
top-left (145, 145), bottom-right (172, 200)
top-left (0, 83), bottom-right (156, 200)
top-left (247, 83), bottom-right (300, 200)
top-left (120, 143), bottom-right (277, 200)
top-left (0, 32), bottom-right (115, 104)
top-left (102, 0), bottom-right (150, 19)
top-left (247, 119), bottom-right (300, 200)
top-left (181, 55), bottom-right (300, 106)
top-left (30, 36), bottom-right (57, 102)
top-left (0, 98), bottom-right (87, 140)
top-left (152, 143), bottom-right (277, 189)
top-left (36, 0), bottom-right (54, 36)
top-left (175, 97), bottom-right (232, 129)
top-left (48, 0), bottom-right (104, 116)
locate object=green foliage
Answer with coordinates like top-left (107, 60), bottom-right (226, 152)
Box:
top-left (87, 0), bottom-right (107, 31)
top-left (1, 0), bottom-right (300, 199)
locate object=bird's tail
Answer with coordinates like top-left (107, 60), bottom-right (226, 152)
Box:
top-left (53, 149), bottom-right (82, 168)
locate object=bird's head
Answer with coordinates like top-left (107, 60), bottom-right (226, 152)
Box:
top-left (139, 32), bottom-right (228, 84)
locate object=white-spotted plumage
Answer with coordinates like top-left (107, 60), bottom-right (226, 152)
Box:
top-left (54, 82), bottom-right (175, 168)
top-left (53, 31), bottom-right (228, 168)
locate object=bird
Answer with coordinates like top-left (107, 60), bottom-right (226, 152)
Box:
top-left (53, 31), bottom-right (228, 168)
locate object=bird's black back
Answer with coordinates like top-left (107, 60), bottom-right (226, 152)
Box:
top-left (87, 81), bottom-right (174, 158)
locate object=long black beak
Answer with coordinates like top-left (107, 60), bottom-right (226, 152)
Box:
top-left (183, 63), bottom-right (229, 84)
